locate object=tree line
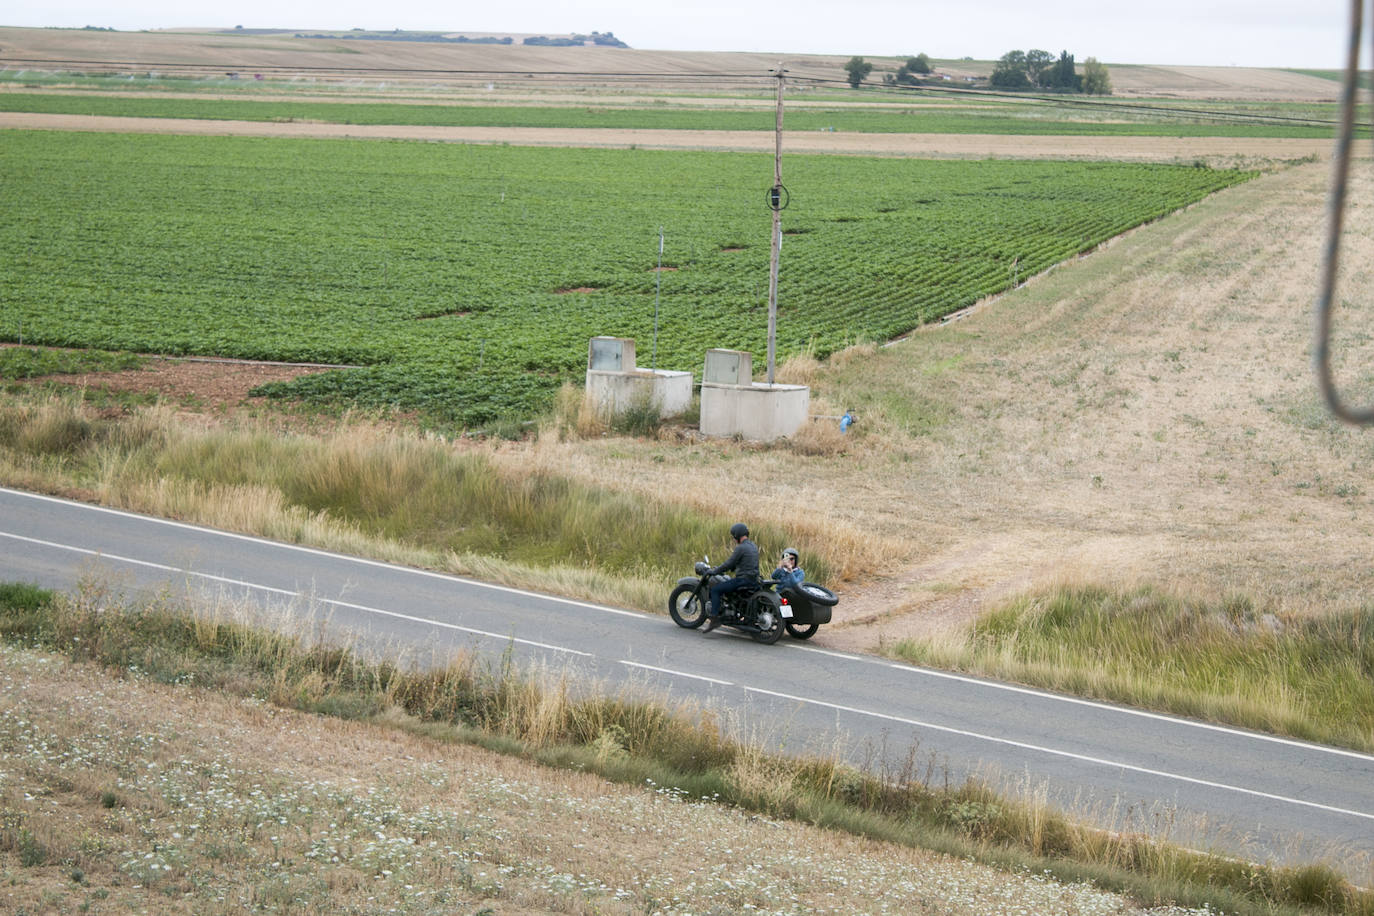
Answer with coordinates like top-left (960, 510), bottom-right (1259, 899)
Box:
top-left (843, 52), bottom-right (1111, 95)
top-left (991, 49), bottom-right (1110, 94)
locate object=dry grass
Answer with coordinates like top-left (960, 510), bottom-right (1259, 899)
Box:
top-left (0, 640), bottom-right (1224, 915)
top-left (471, 157), bottom-right (1374, 654)
top-left (0, 26), bottom-right (1344, 101)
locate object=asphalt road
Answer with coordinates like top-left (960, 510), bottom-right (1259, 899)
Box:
top-left (2, 486), bottom-right (1371, 873)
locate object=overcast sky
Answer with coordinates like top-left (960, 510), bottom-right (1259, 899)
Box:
top-left (5, 1), bottom-right (1360, 69)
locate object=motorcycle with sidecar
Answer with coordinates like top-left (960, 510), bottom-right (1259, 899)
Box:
top-left (668, 557), bottom-right (839, 644)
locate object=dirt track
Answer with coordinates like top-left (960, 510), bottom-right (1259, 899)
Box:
top-left (0, 111), bottom-right (1334, 162)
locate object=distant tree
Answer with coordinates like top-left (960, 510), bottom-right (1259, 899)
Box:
top-left (892, 53), bottom-right (931, 86)
top-left (1082, 57), bottom-right (1112, 95)
top-left (844, 56), bottom-right (874, 89)
top-left (993, 48), bottom-right (1098, 93)
top-left (1025, 49), bottom-right (1054, 86)
top-left (990, 50), bottom-right (1030, 89)
top-left (1048, 50), bottom-right (1079, 89)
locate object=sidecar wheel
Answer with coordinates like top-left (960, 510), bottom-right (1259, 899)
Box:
top-left (669, 585), bottom-right (707, 629)
top-left (785, 622), bottom-right (819, 640)
top-left (799, 582), bottom-right (838, 606)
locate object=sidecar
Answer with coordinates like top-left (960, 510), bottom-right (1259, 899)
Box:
top-left (776, 581), bottom-right (839, 639)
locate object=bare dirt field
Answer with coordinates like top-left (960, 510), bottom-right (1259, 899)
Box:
top-left (5, 352), bottom-right (323, 412)
top-left (0, 110), bottom-right (1334, 164)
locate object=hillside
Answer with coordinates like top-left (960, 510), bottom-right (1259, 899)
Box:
top-left (0, 25), bottom-right (1344, 100)
top-left (0, 640), bottom-right (1215, 914)
top-left (3, 21), bottom-right (1372, 910)
top-left (1, 20), bottom-right (1365, 667)
top-left (1, 22), bottom-right (1366, 649)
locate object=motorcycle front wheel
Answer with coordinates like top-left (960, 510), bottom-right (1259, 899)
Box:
top-left (669, 584), bottom-right (707, 629)
top-left (785, 622), bottom-right (819, 640)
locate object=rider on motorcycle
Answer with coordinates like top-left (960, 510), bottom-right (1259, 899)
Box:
top-left (703, 522), bottom-right (759, 633)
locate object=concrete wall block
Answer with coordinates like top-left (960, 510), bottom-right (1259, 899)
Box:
top-left (700, 383), bottom-right (809, 441)
top-left (585, 369), bottom-right (693, 419)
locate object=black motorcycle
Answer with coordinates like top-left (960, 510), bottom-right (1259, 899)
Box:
top-left (669, 558), bottom-right (839, 644)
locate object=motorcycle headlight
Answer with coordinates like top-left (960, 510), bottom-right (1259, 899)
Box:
top-left (695, 561), bottom-right (709, 575)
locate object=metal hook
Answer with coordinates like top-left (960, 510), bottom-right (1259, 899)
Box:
top-left (1314, 0), bottom-right (1374, 423)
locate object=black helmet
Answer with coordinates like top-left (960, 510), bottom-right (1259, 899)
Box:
top-left (729, 522), bottom-right (749, 540)
top-left (781, 547), bottom-right (799, 562)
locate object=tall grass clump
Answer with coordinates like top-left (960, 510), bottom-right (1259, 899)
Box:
top-left (2, 579), bottom-right (1370, 916)
top-left (0, 393), bottom-right (838, 597)
top-left (547, 380), bottom-right (670, 439)
top-left (894, 583), bottom-right (1374, 752)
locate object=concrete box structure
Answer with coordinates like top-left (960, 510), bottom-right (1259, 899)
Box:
top-left (584, 337), bottom-right (693, 419)
top-left (589, 336), bottom-right (634, 373)
top-left (699, 349), bottom-right (809, 441)
top-left (703, 348), bottom-right (751, 386)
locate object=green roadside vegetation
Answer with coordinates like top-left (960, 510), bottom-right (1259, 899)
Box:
top-left (1, 579), bottom-right (1368, 916)
top-left (0, 389), bottom-right (846, 604)
top-left (1287, 69), bottom-right (1373, 90)
top-left (0, 90), bottom-right (1350, 136)
top-left (894, 585), bottom-right (1374, 753)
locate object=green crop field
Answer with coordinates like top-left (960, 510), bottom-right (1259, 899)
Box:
top-left (0, 130), bottom-right (1254, 426)
top-left (0, 91), bottom-right (1348, 137)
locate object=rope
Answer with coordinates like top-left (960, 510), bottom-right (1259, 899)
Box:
top-left (1314, 0), bottom-right (1374, 423)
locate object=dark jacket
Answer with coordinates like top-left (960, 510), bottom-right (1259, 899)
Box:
top-left (710, 539), bottom-right (759, 580)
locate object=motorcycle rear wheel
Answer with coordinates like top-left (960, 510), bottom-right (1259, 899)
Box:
top-left (750, 602), bottom-right (784, 645)
top-left (669, 584), bottom-right (707, 629)
top-left (785, 622), bottom-right (819, 640)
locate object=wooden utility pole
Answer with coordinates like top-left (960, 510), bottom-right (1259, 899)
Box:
top-left (766, 63), bottom-right (786, 385)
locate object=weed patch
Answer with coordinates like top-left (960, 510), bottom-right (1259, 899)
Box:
top-left (894, 583), bottom-right (1374, 752)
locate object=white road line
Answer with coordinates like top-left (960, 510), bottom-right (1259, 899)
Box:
top-left (620, 660), bottom-right (733, 685)
top-left (4, 486), bottom-right (1371, 778)
top-left (883, 662), bottom-right (1374, 763)
top-left (0, 487), bottom-right (643, 619)
top-left (0, 529), bottom-right (592, 657)
top-left (6, 516), bottom-right (1371, 821)
top-left (785, 644), bottom-right (867, 663)
top-left (782, 627), bottom-right (1374, 764)
top-left (740, 684), bottom-right (1374, 822)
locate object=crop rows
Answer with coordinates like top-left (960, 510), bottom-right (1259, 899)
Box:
top-left (0, 91), bottom-right (1345, 138)
top-left (0, 131), bottom-right (1254, 424)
